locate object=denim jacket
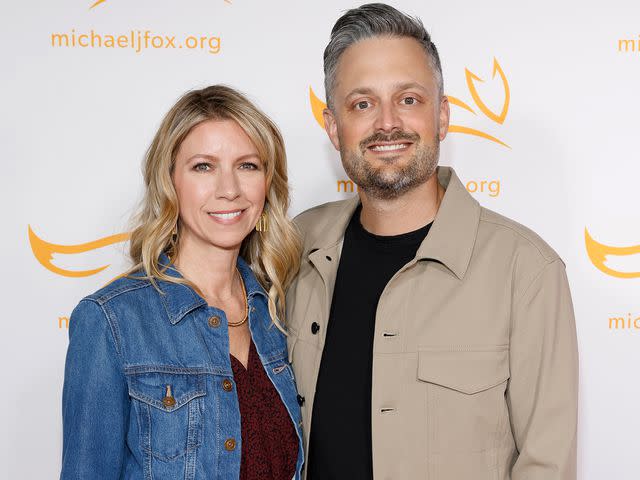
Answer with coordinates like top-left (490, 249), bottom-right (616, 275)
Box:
top-left (60, 255), bottom-right (304, 479)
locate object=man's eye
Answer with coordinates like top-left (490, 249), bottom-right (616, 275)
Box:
top-left (402, 97), bottom-right (417, 105)
top-left (355, 100), bottom-right (370, 110)
top-left (194, 163), bottom-right (211, 172)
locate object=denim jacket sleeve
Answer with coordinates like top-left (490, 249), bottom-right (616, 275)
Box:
top-left (60, 299), bottom-right (129, 479)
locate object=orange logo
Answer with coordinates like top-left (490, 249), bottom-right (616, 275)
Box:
top-left (28, 226), bottom-right (129, 277)
top-left (585, 229), bottom-right (640, 279)
top-left (310, 57), bottom-right (511, 148)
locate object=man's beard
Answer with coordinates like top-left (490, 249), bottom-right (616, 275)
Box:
top-left (340, 130), bottom-right (440, 200)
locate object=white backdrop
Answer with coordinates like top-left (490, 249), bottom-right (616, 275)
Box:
top-left (2, 0), bottom-right (639, 478)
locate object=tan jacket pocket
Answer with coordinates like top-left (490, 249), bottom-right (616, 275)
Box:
top-left (417, 346), bottom-right (511, 457)
top-left (417, 345), bottom-right (509, 394)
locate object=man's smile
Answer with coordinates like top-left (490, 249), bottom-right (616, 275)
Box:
top-left (367, 142), bottom-right (412, 153)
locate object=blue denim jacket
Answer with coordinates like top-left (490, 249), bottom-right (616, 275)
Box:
top-left (60, 256), bottom-right (304, 479)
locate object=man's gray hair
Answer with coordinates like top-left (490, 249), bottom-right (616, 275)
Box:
top-left (323, 3), bottom-right (443, 110)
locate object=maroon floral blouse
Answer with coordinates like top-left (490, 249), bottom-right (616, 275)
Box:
top-left (230, 340), bottom-right (299, 480)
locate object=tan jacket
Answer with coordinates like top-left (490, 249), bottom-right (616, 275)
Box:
top-left (286, 167), bottom-right (578, 480)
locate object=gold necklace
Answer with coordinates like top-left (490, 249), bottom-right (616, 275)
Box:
top-left (227, 267), bottom-right (248, 328)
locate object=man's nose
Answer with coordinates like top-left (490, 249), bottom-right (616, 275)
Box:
top-left (373, 101), bottom-right (403, 132)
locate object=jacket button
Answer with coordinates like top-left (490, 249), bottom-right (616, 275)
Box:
top-left (162, 396), bottom-right (176, 407)
top-left (222, 379), bottom-right (233, 392)
top-left (311, 322), bottom-right (320, 334)
top-left (297, 394), bottom-right (305, 406)
top-left (224, 438), bottom-right (236, 451)
top-left (208, 316), bottom-right (220, 328)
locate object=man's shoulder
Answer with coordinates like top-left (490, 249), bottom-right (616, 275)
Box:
top-left (478, 206), bottom-right (561, 266)
top-left (293, 198), bottom-right (355, 242)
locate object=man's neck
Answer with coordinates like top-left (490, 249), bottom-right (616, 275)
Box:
top-left (358, 173), bottom-right (444, 236)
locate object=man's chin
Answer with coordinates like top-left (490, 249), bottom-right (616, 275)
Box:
top-left (359, 174), bottom-right (411, 197)
top-left (368, 165), bottom-right (409, 183)
top-left (359, 183), bottom-right (406, 200)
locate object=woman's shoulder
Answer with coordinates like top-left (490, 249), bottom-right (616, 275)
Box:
top-left (66, 273), bottom-right (151, 351)
top-left (69, 271), bottom-right (167, 342)
top-left (83, 270), bottom-right (154, 307)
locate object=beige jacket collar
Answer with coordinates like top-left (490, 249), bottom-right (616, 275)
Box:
top-left (306, 166), bottom-right (481, 280)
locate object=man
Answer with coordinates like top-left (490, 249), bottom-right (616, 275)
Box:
top-left (286, 3), bottom-right (578, 479)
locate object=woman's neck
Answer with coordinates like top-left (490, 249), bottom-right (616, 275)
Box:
top-left (172, 236), bottom-right (240, 303)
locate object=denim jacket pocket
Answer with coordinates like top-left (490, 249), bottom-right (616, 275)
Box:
top-left (126, 369), bottom-right (207, 461)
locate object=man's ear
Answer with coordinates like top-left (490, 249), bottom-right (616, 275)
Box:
top-left (323, 108), bottom-right (341, 151)
top-left (439, 95), bottom-right (450, 141)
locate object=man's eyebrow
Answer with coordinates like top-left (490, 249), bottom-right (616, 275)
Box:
top-left (344, 82), bottom-right (429, 100)
top-left (393, 81), bottom-right (429, 92)
top-left (345, 87), bottom-right (375, 99)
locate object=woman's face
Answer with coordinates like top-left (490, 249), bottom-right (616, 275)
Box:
top-left (172, 119), bottom-right (266, 254)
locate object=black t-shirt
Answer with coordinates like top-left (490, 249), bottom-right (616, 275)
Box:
top-left (308, 206), bottom-right (432, 480)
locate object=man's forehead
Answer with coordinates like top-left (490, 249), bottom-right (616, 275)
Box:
top-left (334, 37), bottom-right (435, 93)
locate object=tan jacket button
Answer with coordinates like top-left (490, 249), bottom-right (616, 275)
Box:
top-left (222, 379), bottom-right (233, 392)
top-left (224, 438), bottom-right (236, 451)
top-left (162, 396), bottom-right (176, 407)
top-left (208, 316), bottom-right (220, 327)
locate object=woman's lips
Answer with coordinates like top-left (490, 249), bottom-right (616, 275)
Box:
top-left (207, 209), bottom-right (246, 224)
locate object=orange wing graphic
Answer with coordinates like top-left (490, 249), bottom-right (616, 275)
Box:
top-left (446, 96), bottom-right (476, 115)
top-left (448, 58), bottom-right (511, 148)
top-left (585, 228), bottom-right (640, 279)
top-left (447, 125), bottom-right (510, 148)
top-left (28, 226), bottom-right (129, 277)
top-left (465, 58), bottom-right (510, 124)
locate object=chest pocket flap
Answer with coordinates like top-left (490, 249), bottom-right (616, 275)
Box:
top-left (127, 371), bottom-right (206, 412)
top-left (417, 346), bottom-right (509, 395)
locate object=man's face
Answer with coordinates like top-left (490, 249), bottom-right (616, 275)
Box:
top-left (323, 36), bottom-right (449, 200)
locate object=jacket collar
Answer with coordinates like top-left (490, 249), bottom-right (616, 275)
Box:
top-left (307, 167), bottom-right (480, 280)
top-left (415, 167), bottom-right (480, 279)
top-left (155, 253), bottom-right (268, 325)
top-left (307, 196), bottom-right (360, 253)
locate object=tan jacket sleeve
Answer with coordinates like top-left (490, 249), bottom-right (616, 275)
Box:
top-left (507, 259), bottom-right (579, 479)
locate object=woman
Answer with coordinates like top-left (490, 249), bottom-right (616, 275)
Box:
top-left (60, 85), bottom-right (303, 480)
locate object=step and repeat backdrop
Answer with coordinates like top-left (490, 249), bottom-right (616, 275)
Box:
top-left (2, 0), bottom-right (639, 478)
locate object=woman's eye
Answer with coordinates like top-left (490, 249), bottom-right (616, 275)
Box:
top-left (194, 163), bottom-right (211, 172)
top-left (240, 162), bottom-right (259, 170)
top-left (402, 97), bottom-right (417, 105)
top-left (355, 100), bottom-right (370, 110)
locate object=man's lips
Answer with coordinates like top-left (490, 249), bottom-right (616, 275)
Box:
top-left (366, 141), bottom-right (413, 153)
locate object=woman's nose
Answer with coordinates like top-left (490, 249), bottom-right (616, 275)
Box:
top-left (215, 169), bottom-right (241, 201)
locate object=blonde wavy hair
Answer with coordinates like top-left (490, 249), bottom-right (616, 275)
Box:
top-left (128, 85), bottom-right (301, 326)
